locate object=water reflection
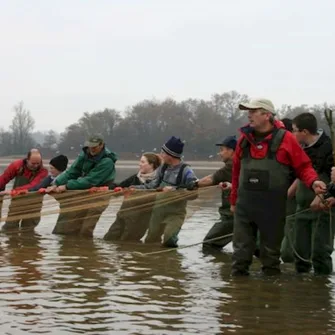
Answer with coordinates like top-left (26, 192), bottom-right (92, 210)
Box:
top-left (0, 232), bottom-right (51, 333)
top-left (102, 243), bottom-right (192, 334)
top-left (219, 272), bottom-right (335, 334)
top-left (0, 163), bottom-right (334, 334)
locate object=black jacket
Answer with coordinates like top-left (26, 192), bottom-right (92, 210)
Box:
top-left (110, 174), bottom-right (153, 189)
top-left (304, 130), bottom-right (333, 177)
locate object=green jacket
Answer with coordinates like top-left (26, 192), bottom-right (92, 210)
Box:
top-left (56, 146), bottom-right (118, 190)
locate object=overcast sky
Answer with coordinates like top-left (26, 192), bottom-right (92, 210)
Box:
top-left (1, 0), bottom-right (334, 132)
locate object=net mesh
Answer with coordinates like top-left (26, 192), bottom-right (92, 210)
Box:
top-left (0, 186), bottom-right (221, 237)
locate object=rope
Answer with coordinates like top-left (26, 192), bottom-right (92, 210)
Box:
top-left (133, 234), bottom-right (234, 256)
top-left (134, 207), bottom-right (333, 259)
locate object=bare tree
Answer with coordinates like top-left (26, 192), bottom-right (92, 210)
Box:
top-left (10, 101), bottom-right (36, 154)
top-left (0, 128), bottom-right (13, 156)
top-left (43, 130), bottom-right (59, 150)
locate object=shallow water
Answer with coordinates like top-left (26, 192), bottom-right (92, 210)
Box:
top-left (0, 165), bottom-right (335, 334)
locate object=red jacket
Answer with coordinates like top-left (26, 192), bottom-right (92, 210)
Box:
top-left (230, 120), bottom-right (319, 206)
top-left (0, 159), bottom-right (48, 191)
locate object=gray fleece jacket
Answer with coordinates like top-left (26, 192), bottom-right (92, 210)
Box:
top-left (133, 162), bottom-right (197, 189)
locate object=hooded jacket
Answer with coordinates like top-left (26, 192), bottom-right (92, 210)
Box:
top-left (55, 146), bottom-right (118, 190)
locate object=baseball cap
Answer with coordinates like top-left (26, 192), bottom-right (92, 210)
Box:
top-left (239, 98), bottom-right (276, 115)
top-left (215, 135), bottom-right (237, 150)
top-left (85, 134), bottom-right (104, 147)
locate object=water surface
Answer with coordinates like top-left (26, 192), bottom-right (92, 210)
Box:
top-left (0, 164), bottom-right (334, 334)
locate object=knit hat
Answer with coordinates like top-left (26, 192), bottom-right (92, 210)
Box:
top-left (215, 135), bottom-right (237, 150)
top-left (161, 136), bottom-right (184, 158)
top-left (49, 155), bottom-right (69, 172)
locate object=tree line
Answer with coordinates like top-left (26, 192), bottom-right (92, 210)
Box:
top-left (1, 91), bottom-right (334, 159)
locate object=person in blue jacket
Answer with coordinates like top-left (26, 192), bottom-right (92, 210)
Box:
top-left (29, 155), bottom-right (69, 191)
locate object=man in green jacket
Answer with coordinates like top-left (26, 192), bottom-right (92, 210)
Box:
top-left (48, 134), bottom-right (118, 237)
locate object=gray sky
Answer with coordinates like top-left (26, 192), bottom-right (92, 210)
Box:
top-left (1, 0), bottom-right (335, 132)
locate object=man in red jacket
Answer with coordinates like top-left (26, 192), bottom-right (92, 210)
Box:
top-left (230, 98), bottom-right (326, 276)
top-left (0, 149), bottom-right (48, 231)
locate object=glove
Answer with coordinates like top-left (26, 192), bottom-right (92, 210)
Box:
top-left (38, 188), bottom-right (47, 194)
top-left (186, 180), bottom-right (199, 191)
top-left (11, 189), bottom-right (28, 197)
top-left (89, 187), bottom-right (99, 193)
top-left (89, 186), bottom-right (109, 193)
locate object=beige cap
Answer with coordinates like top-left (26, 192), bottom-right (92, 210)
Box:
top-left (239, 98), bottom-right (275, 115)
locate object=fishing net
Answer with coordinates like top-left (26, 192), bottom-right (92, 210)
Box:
top-left (0, 186), bottom-right (222, 239)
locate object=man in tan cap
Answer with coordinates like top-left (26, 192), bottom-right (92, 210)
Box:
top-left (230, 97), bottom-right (327, 276)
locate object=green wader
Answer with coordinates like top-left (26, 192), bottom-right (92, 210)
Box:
top-left (104, 192), bottom-right (156, 241)
top-left (52, 192), bottom-right (111, 237)
top-left (202, 189), bottom-right (234, 252)
top-left (280, 196), bottom-right (297, 263)
top-left (145, 190), bottom-right (187, 248)
top-left (294, 178), bottom-right (334, 275)
top-left (232, 128), bottom-right (291, 276)
top-left (2, 175), bottom-right (43, 232)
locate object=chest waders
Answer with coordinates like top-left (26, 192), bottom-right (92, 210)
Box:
top-left (2, 166), bottom-right (43, 232)
top-left (203, 171), bottom-right (234, 253)
top-left (232, 128), bottom-right (291, 275)
top-left (53, 158), bottom-right (113, 237)
top-left (294, 172), bottom-right (334, 274)
top-left (145, 164), bottom-right (191, 248)
top-left (103, 191), bottom-right (157, 242)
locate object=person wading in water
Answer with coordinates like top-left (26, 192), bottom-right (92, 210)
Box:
top-left (230, 98), bottom-right (326, 276)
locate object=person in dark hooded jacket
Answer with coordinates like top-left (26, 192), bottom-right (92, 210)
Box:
top-left (292, 113), bottom-right (334, 275)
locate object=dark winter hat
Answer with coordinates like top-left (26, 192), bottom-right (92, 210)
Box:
top-left (161, 136), bottom-right (184, 158)
top-left (215, 135), bottom-right (237, 150)
top-left (49, 155), bottom-right (69, 172)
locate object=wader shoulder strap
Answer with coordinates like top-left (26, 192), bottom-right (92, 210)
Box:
top-left (17, 160), bottom-right (37, 182)
top-left (159, 164), bottom-right (168, 183)
top-left (17, 159), bottom-right (25, 176)
top-left (240, 137), bottom-right (250, 159)
top-left (159, 163), bottom-right (189, 186)
top-left (176, 163), bottom-right (188, 186)
top-left (268, 128), bottom-right (286, 159)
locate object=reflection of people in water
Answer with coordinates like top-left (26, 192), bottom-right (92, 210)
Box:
top-left (3, 232), bottom-right (45, 312)
top-left (50, 236), bottom-right (111, 331)
top-left (218, 272), bottom-right (334, 334)
top-left (116, 244), bottom-right (190, 332)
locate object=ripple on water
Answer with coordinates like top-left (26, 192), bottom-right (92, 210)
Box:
top-left (0, 188), bottom-right (335, 334)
